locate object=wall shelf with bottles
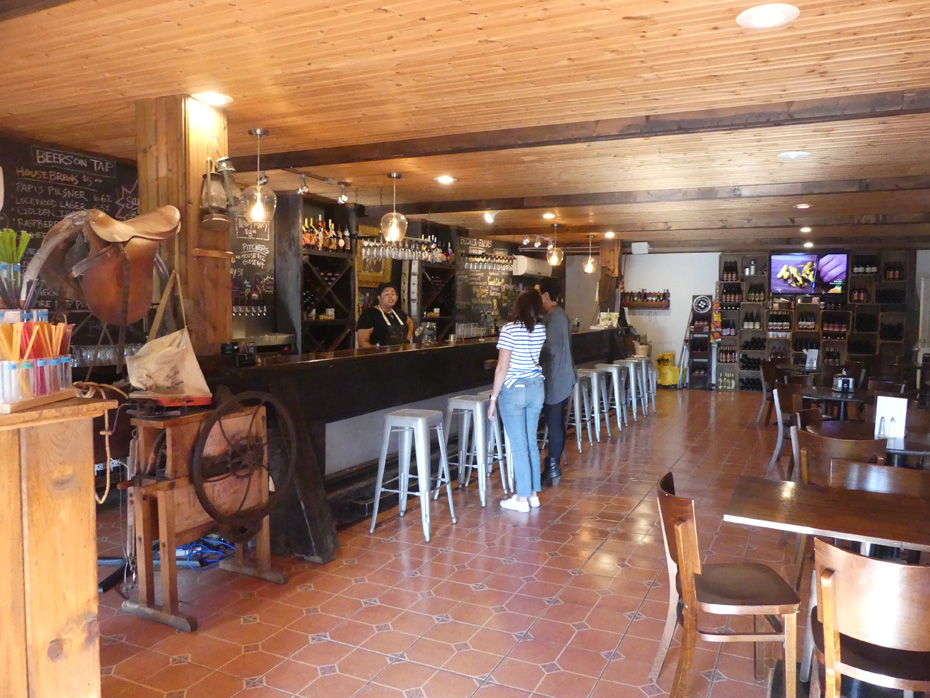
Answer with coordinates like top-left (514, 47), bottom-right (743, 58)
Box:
top-left (621, 290), bottom-right (670, 309)
top-left (300, 250), bottom-right (356, 351)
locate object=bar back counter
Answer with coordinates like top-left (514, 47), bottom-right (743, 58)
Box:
top-left (202, 329), bottom-right (622, 561)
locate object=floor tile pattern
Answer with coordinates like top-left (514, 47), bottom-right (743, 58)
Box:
top-left (97, 390), bottom-right (804, 697)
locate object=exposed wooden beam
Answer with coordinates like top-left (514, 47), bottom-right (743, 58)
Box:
top-left (233, 89), bottom-right (930, 171)
top-left (640, 237), bottom-right (930, 253)
top-left (374, 175), bottom-right (930, 216)
top-left (0, 0), bottom-right (75, 21)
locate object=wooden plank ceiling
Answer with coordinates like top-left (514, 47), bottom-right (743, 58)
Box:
top-left (3, 0), bottom-right (930, 250)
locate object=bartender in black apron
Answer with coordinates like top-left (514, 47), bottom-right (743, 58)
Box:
top-left (356, 282), bottom-right (414, 347)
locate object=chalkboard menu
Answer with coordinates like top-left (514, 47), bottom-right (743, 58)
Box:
top-left (0, 135), bottom-right (138, 311)
top-left (455, 236), bottom-right (515, 331)
top-left (231, 214), bottom-right (275, 337)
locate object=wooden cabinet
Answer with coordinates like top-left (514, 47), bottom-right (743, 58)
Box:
top-left (1, 398), bottom-right (116, 698)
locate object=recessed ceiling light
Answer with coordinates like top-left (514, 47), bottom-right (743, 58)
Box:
top-left (434, 175), bottom-right (457, 185)
top-left (803, 241), bottom-right (814, 248)
top-left (795, 203), bottom-right (811, 209)
top-left (800, 226), bottom-right (812, 233)
top-left (542, 212), bottom-right (556, 220)
top-left (778, 150), bottom-right (810, 160)
top-left (191, 92), bottom-right (233, 107)
top-left (604, 231), bottom-right (616, 239)
top-left (736, 3), bottom-right (800, 29)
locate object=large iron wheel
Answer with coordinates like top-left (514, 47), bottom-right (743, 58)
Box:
top-left (190, 391), bottom-right (297, 531)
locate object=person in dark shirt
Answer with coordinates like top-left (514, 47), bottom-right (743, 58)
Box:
top-left (356, 282), bottom-right (413, 347)
top-left (537, 277), bottom-right (576, 486)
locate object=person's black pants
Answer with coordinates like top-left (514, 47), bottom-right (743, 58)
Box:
top-left (543, 398), bottom-right (569, 462)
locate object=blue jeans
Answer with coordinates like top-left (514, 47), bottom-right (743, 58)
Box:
top-left (498, 376), bottom-right (545, 497)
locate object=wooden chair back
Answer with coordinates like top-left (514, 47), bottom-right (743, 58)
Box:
top-left (861, 399), bottom-right (930, 431)
top-left (760, 359), bottom-right (780, 388)
top-left (796, 430), bottom-right (886, 486)
top-left (656, 473), bottom-right (702, 576)
top-left (786, 373), bottom-right (815, 387)
top-left (818, 364), bottom-right (844, 389)
top-left (829, 459), bottom-right (930, 498)
top-left (796, 407), bottom-right (823, 429)
top-left (815, 538), bottom-right (930, 653)
top-left (773, 384), bottom-right (804, 424)
top-left (844, 359), bottom-right (867, 387)
top-left (867, 379), bottom-right (904, 396)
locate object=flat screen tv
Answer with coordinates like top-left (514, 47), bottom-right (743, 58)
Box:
top-left (817, 253), bottom-right (848, 293)
top-left (770, 253), bottom-right (817, 294)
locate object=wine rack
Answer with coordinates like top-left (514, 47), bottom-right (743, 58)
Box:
top-left (420, 263), bottom-right (456, 341)
top-left (301, 249), bottom-right (356, 351)
top-left (714, 249), bottom-right (916, 391)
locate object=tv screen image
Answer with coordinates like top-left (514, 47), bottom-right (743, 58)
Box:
top-left (817, 253), bottom-right (848, 292)
top-left (771, 254), bottom-right (817, 294)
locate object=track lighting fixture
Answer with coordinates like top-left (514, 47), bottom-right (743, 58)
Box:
top-left (296, 174), bottom-right (309, 196)
top-left (534, 237), bottom-right (542, 248)
top-left (484, 210), bottom-right (500, 224)
top-left (338, 184), bottom-right (349, 204)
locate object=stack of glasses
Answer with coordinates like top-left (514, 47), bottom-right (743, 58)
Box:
top-left (0, 311), bottom-right (75, 406)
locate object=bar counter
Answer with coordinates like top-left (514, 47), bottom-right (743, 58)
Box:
top-left (204, 328), bottom-right (622, 422)
top-left (201, 328), bottom-right (621, 561)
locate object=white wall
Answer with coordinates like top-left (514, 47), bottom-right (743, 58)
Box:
top-left (621, 252), bottom-right (720, 359)
top-left (564, 255), bottom-right (601, 326)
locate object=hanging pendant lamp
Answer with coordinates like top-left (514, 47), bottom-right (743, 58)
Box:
top-left (241, 129), bottom-right (277, 223)
top-left (380, 172), bottom-right (408, 242)
top-left (547, 224), bottom-right (564, 266)
top-left (583, 234), bottom-right (596, 274)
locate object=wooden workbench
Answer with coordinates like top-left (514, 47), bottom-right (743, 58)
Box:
top-left (0, 397), bottom-right (117, 698)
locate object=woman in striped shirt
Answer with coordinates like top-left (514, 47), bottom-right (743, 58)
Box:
top-left (488, 289), bottom-right (547, 512)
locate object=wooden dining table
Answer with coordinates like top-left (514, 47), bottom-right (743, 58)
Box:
top-left (723, 475), bottom-right (930, 552)
top-left (800, 386), bottom-right (870, 420)
top-left (807, 420), bottom-right (930, 457)
top-left (724, 475), bottom-right (930, 695)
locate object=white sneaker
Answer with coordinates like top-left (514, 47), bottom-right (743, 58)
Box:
top-left (529, 495), bottom-right (540, 508)
top-left (500, 496), bottom-right (530, 513)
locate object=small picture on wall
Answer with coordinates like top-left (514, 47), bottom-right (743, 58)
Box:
top-left (356, 224), bottom-right (392, 285)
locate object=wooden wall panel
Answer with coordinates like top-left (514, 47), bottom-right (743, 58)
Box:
top-left (0, 430), bottom-right (27, 698)
top-left (20, 420), bottom-right (99, 697)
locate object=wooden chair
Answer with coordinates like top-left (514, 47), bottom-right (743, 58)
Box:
top-left (758, 359), bottom-right (781, 426)
top-left (788, 430), bottom-right (887, 589)
top-left (818, 364), bottom-right (844, 389)
top-left (866, 378), bottom-right (904, 395)
top-left (767, 384), bottom-right (805, 479)
top-left (810, 538), bottom-right (930, 698)
top-left (786, 373), bottom-right (815, 387)
top-left (649, 473), bottom-right (799, 698)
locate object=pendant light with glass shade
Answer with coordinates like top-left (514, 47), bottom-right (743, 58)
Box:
top-left (241, 128), bottom-right (277, 223)
top-left (380, 172), bottom-right (408, 242)
top-left (546, 224), bottom-right (564, 266)
top-left (583, 234), bottom-right (596, 274)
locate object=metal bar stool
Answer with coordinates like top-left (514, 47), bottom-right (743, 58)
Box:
top-left (614, 359), bottom-right (641, 421)
top-left (567, 370), bottom-right (596, 452)
top-left (477, 390), bottom-right (511, 495)
top-left (596, 363), bottom-right (628, 431)
top-left (369, 409), bottom-right (456, 542)
top-left (629, 357), bottom-right (651, 416)
top-left (444, 394), bottom-right (501, 507)
top-left (590, 365), bottom-right (614, 438)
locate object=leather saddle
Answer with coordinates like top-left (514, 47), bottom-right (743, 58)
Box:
top-left (22, 206), bottom-right (180, 326)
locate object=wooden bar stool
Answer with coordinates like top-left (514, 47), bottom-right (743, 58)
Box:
top-left (614, 359), bottom-right (641, 421)
top-left (596, 363), bottom-right (629, 430)
top-left (369, 409), bottom-right (456, 542)
top-left (567, 370), bottom-right (596, 452)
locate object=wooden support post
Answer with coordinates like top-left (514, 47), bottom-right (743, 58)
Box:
top-left (135, 95), bottom-right (232, 354)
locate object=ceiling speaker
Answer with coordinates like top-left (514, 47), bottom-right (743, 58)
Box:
top-left (631, 242), bottom-right (650, 255)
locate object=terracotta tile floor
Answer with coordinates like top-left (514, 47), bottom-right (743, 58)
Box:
top-left (97, 389), bottom-right (807, 698)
